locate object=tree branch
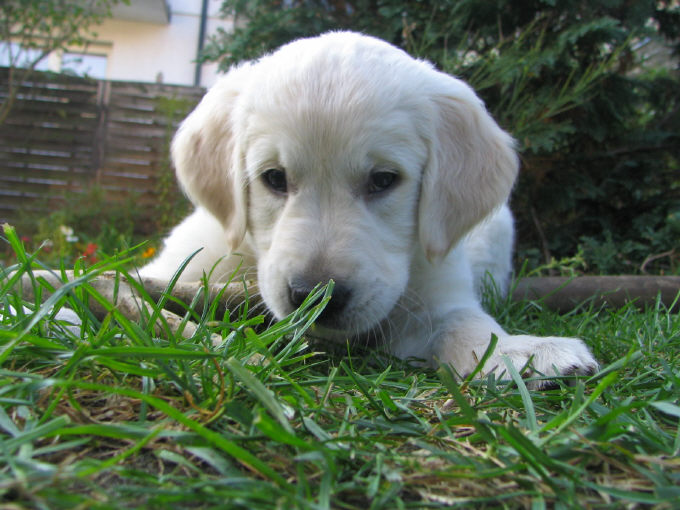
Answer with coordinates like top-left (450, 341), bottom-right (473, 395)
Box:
top-left (13, 270), bottom-right (256, 343)
top-left (12, 272), bottom-right (680, 339)
top-left (512, 275), bottom-right (680, 312)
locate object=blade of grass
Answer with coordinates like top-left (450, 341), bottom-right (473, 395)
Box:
top-left (225, 356), bottom-right (295, 435)
top-left (77, 426), bottom-right (163, 477)
top-left (539, 370), bottom-right (619, 445)
top-left (2, 415), bottom-right (71, 454)
top-left (438, 362), bottom-right (496, 443)
top-left (340, 360), bottom-right (389, 420)
top-left (29, 377), bottom-right (291, 488)
top-left (502, 355), bottom-right (538, 433)
top-left (462, 333), bottom-right (500, 387)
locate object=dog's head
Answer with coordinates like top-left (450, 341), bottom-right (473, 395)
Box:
top-left (172, 31), bottom-right (518, 337)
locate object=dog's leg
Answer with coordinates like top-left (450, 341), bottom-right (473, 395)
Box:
top-left (140, 208), bottom-right (251, 282)
top-left (432, 308), bottom-right (598, 388)
top-left (464, 205), bottom-right (515, 298)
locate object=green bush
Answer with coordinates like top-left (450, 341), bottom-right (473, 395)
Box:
top-left (204, 0), bottom-right (680, 275)
top-left (3, 187), bottom-right (154, 267)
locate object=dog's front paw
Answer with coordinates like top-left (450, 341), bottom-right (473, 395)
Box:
top-left (481, 335), bottom-right (598, 389)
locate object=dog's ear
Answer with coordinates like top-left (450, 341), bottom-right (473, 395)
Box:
top-left (171, 64), bottom-right (251, 249)
top-left (419, 79), bottom-right (518, 263)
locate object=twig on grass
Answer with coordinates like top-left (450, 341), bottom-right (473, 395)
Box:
top-left (11, 271), bottom-right (680, 347)
top-left (15, 271), bottom-right (680, 318)
top-left (12, 270), bottom-right (259, 343)
top-left (513, 275), bottom-right (680, 312)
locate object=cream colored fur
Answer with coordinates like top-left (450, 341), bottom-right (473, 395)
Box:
top-left (142, 32), bottom-right (597, 386)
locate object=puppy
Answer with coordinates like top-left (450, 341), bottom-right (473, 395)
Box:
top-left (142, 32), bottom-right (597, 386)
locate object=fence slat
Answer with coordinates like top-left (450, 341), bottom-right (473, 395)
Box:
top-left (0, 67), bottom-right (204, 229)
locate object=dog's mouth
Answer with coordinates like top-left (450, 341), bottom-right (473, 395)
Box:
top-left (282, 278), bottom-right (365, 330)
top-left (296, 296), bottom-right (392, 346)
top-left (290, 286), bottom-right (361, 332)
top-left (260, 273), bottom-right (401, 342)
top-left (273, 290), bottom-right (384, 340)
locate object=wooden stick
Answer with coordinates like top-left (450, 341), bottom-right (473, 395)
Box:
top-left (12, 270), bottom-right (258, 341)
top-left (12, 272), bottom-right (680, 327)
top-left (512, 275), bottom-right (680, 312)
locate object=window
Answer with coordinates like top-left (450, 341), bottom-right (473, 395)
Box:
top-left (61, 52), bottom-right (107, 79)
top-left (0, 42), bottom-right (107, 79)
top-left (0, 41), bottom-right (50, 71)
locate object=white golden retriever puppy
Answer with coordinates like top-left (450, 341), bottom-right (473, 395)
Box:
top-left (142, 32), bottom-right (597, 386)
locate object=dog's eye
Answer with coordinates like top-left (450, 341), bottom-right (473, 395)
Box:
top-left (262, 168), bottom-right (287, 193)
top-left (368, 171), bottom-right (398, 194)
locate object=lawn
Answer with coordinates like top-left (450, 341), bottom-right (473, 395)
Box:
top-left (1, 224), bottom-right (679, 509)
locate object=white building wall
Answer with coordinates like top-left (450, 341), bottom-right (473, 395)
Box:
top-left (87, 0), bottom-right (232, 87)
top-left (0, 0), bottom-right (233, 87)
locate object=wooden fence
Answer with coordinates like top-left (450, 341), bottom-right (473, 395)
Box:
top-left (0, 68), bottom-right (204, 230)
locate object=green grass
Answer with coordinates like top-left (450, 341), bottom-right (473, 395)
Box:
top-left (1, 224), bottom-right (679, 509)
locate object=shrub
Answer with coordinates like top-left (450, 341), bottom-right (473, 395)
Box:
top-left (204, 0), bottom-right (680, 274)
top-left (3, 186), bottom-right (154, 267)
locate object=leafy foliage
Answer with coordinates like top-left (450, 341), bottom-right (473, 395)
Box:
top-left (1, 187), bottom-right (153, 268)
top-left (204, 0), bottom-right (680, 274)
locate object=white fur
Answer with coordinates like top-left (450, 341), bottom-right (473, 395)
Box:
top-left (142, 32), bottom-right (597, 387)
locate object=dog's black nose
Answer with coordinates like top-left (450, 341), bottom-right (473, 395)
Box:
top-left (288, 278), bottom-right (351, 324)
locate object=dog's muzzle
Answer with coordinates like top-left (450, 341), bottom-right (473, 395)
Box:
top-left (288, 277), bottom-right (352, 328)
